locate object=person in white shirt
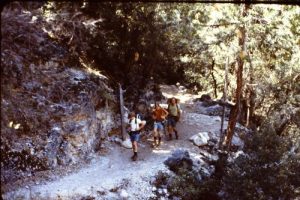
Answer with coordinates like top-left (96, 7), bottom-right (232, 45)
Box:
top-left (127, 112), bottom-right (146, 161)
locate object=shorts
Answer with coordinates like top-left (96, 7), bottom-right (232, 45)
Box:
top-left (154, 121), bottom-right (164, 132)
top-left (129, 131), bottom-right (140, 142)
top-left (167, 116), bottom-right (177, 127)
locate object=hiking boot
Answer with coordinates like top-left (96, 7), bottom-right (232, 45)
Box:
top-left (158, 137), bottom-right (161, 146)
top-left (131, 152), bottom-right (138, 161)
top-left (132, 154), bottom-right (138, 161)
top-left (174, 131), bottom-right (179, 140)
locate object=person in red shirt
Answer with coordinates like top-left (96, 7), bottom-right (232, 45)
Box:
top-left (151, 102), bottom-right (168, 147)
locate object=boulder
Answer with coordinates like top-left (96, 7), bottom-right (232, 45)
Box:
top-left (231, 134), bottom-right (244, 148)
top-left (121, 138), bottom-right (132, 149)
top-left (194, 102), bottom-right (230, 117)
top-left (228, 150), bottom-right (248, 163)
top-left (158, 188), bottom-right (163, 194)
top-left (200, 94), bottom-right (212, 102)
top-left (162, 188), bottom-right (168, 194)
top-left (235, 123), bottom-right (251, 135)
top-left (198, 149), bottom-right (219, 162)
top-left (119, 189), bottom-right (129, 199)
top-left (205, 105), bottom-right (224, 115)
top-left (189, 132), bottom-right (210, 146)
top-left (164, 149), bottom-right (193, 173)
top-left (113, 137), bottom-right (123, 144)
top-left (198, 94), bottom-right (217, 107)
top-left (152, 186), bottom-right (157, 192)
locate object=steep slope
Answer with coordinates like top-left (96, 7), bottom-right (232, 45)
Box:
top-left (1, 2), bottom-right (117, 188)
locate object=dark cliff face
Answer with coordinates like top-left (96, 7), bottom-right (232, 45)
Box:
top-left (1, 3), bottom-right (117, 184)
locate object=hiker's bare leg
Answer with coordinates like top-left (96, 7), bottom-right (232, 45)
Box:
top-left (131, 142), bottom-right (134, 153)
top-left (133, 141), bottom-right (138, 153)
top-left (167, 125), bottom-right (172, 133)
top-left (168, 125), bottom-right (173, 140)
top-left (131, 141), bottom-right (138, 161)
top-left (153, 128), bottom-right (158, 146)
top-left (174, 127), bottom-right (178, 139)
top-left (154, 128), bottom-right (158, 138)
top-left (158, 131), bottom-right (161, 145)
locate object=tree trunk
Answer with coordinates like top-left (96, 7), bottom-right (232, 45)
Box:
top-left (246, 52), bottom-right (255, 128)
top-left (224, 4), bottom-right (249, 150)
top-left (219, 57), bottom-right (229, 149)
top-left (210, 59), bottom-right (218, 98)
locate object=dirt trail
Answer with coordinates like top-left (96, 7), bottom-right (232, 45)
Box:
top-left (3, 85), bottom-right (225, 200)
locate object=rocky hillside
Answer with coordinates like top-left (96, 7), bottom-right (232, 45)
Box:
top-left (2, 85), bottom-right (251, 200)
top-left (1, 3), bottom-right (118, 186)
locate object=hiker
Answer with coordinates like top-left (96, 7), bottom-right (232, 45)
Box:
top-left (151, 102), bottom-right (168, 147)
top-left (127, 112), bottom-right (146, 161)
top-left (167, 97), bottom-right (181, 140)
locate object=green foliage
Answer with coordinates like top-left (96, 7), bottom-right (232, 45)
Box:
top-left (39, 3), bottom-right (300, 120)
top-left (156, 4), bottom-right (300, 113)
top-left (166, 168), bottom-right (220, 200)
top-left (41, 2), bottom-right (183, 90)
top-left (156, 127), bottom-right (299, 200)
top-left (222, 128), bottom-right (300, 200)
top-left (153, 169), bottom-right (220, 200)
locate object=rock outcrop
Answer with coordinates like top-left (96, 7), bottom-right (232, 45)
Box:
top-left (1, 3), bottom-right (118, 185)
top-left (164, 149), bottom-right (194, 173)
top-left (193, 94), bottom-right (233, 117)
